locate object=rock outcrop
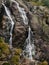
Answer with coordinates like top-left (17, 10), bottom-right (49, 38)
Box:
top-left (0, 0), bottom-right (49, 64)
top-left (0, 0), bottom-right (29, 49)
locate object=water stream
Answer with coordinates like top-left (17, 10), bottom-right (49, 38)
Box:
top-left (2, 3), bottom-right (14, 48)
top-left (25, 26), bottom-right (35, 60)
top-left (11, 0), bottom-right (35, 60)
top-left (2, 0), bottom-right (35, 60)
top-left (11, 0), bottom-right (28, 25)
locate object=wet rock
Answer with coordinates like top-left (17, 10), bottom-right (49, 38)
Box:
top-left (0, 0), bottom-right (49, 64)
top-left (35, 39), bottom-right (49, 62)
top-left (9, 1), bottom-right (28, 49)
top-left (0, 0), bottom-right (29, 49)
top-left (13, 22), bottom-right (28, 49)
top-left (21, 58), bottom-right (35, 65)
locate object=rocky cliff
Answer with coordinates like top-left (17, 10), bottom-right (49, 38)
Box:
top-left (0, 0), bottom-right (49, 65)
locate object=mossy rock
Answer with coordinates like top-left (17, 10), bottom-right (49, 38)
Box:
top-left (2, 62), bottom-right (10, 65)
top-left (11, 55), bottom-right (20, 65)
top-left (0, 37), bottom-right (10, 54)
top-left (38, 61), bottom-right (48, 65)
top-left (42, 61), bottom-right (48, 65)
top-left (0, 37), bottom-right (10, 59)
top-left (0, 37), bottom-right (4, 43)
top-left (14, 48), bottom-right (22, 55)
top-left (0, 50), bottom-right (2, 57)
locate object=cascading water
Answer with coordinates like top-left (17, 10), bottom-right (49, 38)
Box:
top-left (26, 26), bottom-right (33, 60)
top-left (10, 0), bottom-right (35, 60)
top-left (2, 3), bottom-right (14, 48)
top-left (2, 0), bottom-right (35, 60)
top-left (25, 26), bottom-right (35, 60)
top-left (11, 0), bottom-right (28, 25)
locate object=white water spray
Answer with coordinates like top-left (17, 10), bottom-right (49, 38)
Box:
top-left (26, 26), bottom-right (33, 60)
top-left (2, 0), bottom-right (35, 60)
top-left (2, 3), bottom-right (14, 48)
top-left (10, 0), bottom-right (35, 60)
top-left (25, 26), bottom-right (35, 60)
top-left (11, 0), bottom-right (28, 25)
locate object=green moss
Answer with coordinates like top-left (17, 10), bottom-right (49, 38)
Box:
top-left (42, 21), bottom-right (49, 42)
top-left (11, 55), bottom-right (20, 65)
top-left (14, 48), bottom-right (22, 55)
top-left (11, 48), bottom-right (22, 65)
top-left (36, 1), bottom-right (44, 6)
top-left (42, 61), bottom-right (48, 65)
top-left (38, 61), bottom-right (48, 65)
top-left (2, 63), bottom-right (10, 65)
top-left (0, 37), bottom-right (22, 65)
top-left (26, 0), bottom-right (49, 8)
top-left (0, 37), bottom-right (10, 59)
top-left (31, 1), bottom-right (43, 6)
top-left (0, 37), bottom-right (4, 43)
top-left (0, 50), bottom-right (2, 57)
top-left (0, 38), bottom-right (10, 54)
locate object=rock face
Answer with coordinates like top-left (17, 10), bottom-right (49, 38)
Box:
top-left (0, 0), bottom-right (29, 49)
top-left (23, 1), bottom-right (49, 63)
top-left (21, 58), bottom-right (35, 65)
top-left (0, 0), bottom-right (49, 64)
top-left (9, 2), bottom-right (28, 48)
top-left (0, 38), bottom-right (22, 65)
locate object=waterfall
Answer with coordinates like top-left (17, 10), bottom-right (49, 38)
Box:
top-left (11, 0), bottom-right (28, 25)
top-left (25, 26), bottom-right (35, 60)
top-left (26, 26), bottom-right (33, 60)
top-left (2, 3), bottom-right (14, 48)
top-left (2, 0), bottom-right (35, 60)
top-left (11, 0), bottom-right (35, 60)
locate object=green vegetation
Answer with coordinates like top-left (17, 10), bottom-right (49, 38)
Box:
top-left (26, 0), bottom-right (49, 7)
top-left (14, 48), bottom-right (22, 55)
top-left (2, 63), bottom-right (10, 65)
top-left (0, 37), bottom-right (10, 59)
top-left (31, 1), bottom-right (43, 6)
top-left (11, 48), bottom-right (22, 65)
top-left (38, 61), bottom-right (48, 65)
top-left (0, 37), bottom-right (22, 65)
top-left (11, 55), bottom-right (20, 65)
top-left (42, 0), bottom-right (49, 7)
